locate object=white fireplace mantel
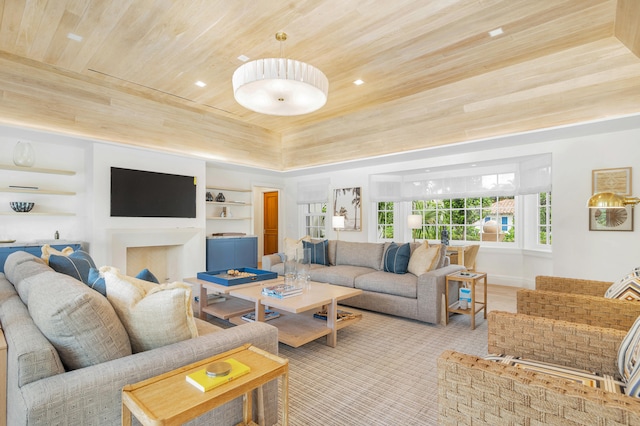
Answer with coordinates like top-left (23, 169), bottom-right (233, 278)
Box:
top-left (107, 228), bottom-right (205, 280)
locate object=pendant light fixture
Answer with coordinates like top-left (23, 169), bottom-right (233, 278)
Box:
top-left (232, 32), bottom-right (328, 116)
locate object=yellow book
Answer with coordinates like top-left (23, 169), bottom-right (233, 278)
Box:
top-left (185, 358), bottom-right (251, 392)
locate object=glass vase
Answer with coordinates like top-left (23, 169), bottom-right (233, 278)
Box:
top-left (13, 141), bottom-right (36, 167)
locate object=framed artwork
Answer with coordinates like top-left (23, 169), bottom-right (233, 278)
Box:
top-left (333, 187), bottom-right (362, 231)
top-left (592, 167), bottom-right (632, 195)
top-left (589, 206), bottom-right (634, 231)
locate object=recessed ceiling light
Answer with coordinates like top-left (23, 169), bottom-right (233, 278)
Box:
top-left (67, 33), bottom-right (83, 42)
top-left (353, 79), bottom-right (364, 86)
top-left (237, 55), bottom-right (250, 62)
top-left (195, 81), bottom-right (207, 88)
top-left (488, 28), bottom-right (504, 37)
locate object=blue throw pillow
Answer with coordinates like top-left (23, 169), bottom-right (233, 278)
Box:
top-left (303, 239), bottom-right (329, 266)
top-left (87, 268), bottom-right (159, 296)
top-left (384, 243), bottom-right (411, 274)
top-left (48, 250), bottom-right (96, 284)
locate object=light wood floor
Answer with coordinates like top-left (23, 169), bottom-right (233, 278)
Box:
top-left (481, 284), bottom-right (519, 313)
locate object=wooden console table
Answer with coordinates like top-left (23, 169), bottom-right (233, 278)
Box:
top-left (122, 344), bottom-right (288, 426)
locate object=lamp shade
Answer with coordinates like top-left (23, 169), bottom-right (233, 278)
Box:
top-left (332, 215), bottom-right (345, 229)
top-left (588, 192), bottom-right (640, 208)
top-left (407, 215), bottom-right (422, 229)
top-left (232, 58), bottom-right (328, 116)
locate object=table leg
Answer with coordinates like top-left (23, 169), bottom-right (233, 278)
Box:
top-left (198, 282), bottom-right (207, 320)
top-left (483, 276), bottom-right (488, 319)
top-left (444, 278), bottom-right (450, 325)
top-left (326, 300), bottom-right (337, 348)
top-left (255, 301), bottom-right (265, 322)
top-left (242, 391), bottom-right (253, 425)
top-left (470, 280), bottom-right (476, 330)
top-left (122, 403), bottom-right (132, 426)
top-left (257, 385), bottom-right (265, 426)
top-left (282, 371), bottom-right (289, 426)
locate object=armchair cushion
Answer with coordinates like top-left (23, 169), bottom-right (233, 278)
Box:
top-left (485, 354), bottom-right (625, 394)
top-left (605, 267), bottom-right (640, 301)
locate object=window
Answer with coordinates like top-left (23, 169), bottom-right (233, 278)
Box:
top-left (376, 202), bottom-right (395, 240)
top-left (304, 202), bottom-right (327, 238)
top-left (411, 196), bottom-right (516, 243)
top-left (538, 192), bottom-right (552, 245)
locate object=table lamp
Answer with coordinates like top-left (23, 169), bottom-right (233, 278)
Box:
top-left (407, 214), bottom-right (422, 243)
top-left (332, 215), bottom-right (345, 240)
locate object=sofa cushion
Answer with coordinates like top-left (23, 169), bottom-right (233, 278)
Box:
top-left (48, 249), bottom-right (97, 285)
top-left (336, 241), bottom-right (384, 270)
top-left (102, 266), bottom-right (198, 353)
top-left (27, 270), bottom-right (132, 370)
top-left (3, 251), bottom-right (50, 290)
top-left (407, 243), bottom-right (441, 276)
top-left (283, 236), bottom-right (311, 261)
top-left (383, 243), bottom-right (411, 274)
top-left (328, 239), bottom-right (338, 266)
top-left (87, 267), bottom-right (159, 297)
top-left (303, 239), bottom-right (330, 265)
top-left (605, 267), bottom-right (640, 301)
top-left (432, 243), bottom-right (448, 269)
top-left (40, 244), bottom-right (74, 263)
top-left (310, 265), bottom-right (374, 288)
top-left (0, 291), bottom-right (65, 386)
top-left (355, 271), bottom-right (418, 298)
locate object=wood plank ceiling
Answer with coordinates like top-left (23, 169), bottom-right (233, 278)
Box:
top-left (0, 0), bottom-right (639, 171)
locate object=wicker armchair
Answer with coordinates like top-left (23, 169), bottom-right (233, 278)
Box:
top-left (516, 276), bottom-right (640, 331)
top-left (438, 311), bottom-right (640, 425)
top-left (535, 275), bottom-right (612, 296)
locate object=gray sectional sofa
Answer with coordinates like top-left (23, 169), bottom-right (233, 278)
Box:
top-left (262, 240), bottom-right (465, 324)
top-left (0, 251), bottom-right (279, 425)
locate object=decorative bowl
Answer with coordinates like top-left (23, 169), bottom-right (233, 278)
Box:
top-left (10, 202), bottom-right (34, 212)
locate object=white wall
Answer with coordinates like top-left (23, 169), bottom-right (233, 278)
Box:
top-left (3, 115), bottom-right (640, 288)
top-left (89, 143), bottom-right (207, 271)
top-left (0, 127), bottom-right (88, 242)
top-left (280, 117), bottom-right (640, 288)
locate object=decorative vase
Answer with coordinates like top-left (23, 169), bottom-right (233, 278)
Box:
top-left (206, 192), bottom-right (213, 202)
top-left (13, 141), bottom-right (36, 167)
top-left (215, 192), bottom-right (225, 202)
top-left (441, 229), bottom-right (449, 246)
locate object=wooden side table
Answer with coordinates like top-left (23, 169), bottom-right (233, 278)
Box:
top-left (445, 271), bottom-right (487, 330)
top-left (122, 344), bottom-right (288, 426)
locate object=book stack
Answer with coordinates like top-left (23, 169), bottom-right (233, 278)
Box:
top-left (185, 358), bottom-right (251, 392)
top-left (241, 309), bottom-right (281, 322)
top-left (261, 283), bottom-right (302, 299)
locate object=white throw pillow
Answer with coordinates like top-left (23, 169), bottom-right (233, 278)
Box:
top-left (283, 235), bottom-right (311, 261)
top-left (407, 243), bottom-right (441, 276)
top-left (101, 266), bottom-right (198, 353)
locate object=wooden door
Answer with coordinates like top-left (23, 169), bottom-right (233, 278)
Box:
top-left (263, 191), bottom-right (279, 255)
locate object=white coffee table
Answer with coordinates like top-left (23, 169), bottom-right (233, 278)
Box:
top-left (229, 281), bottom-right (363, 348)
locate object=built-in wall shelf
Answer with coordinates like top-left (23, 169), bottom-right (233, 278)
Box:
top-left (206, 201), bottom-right (251, 206)
top-left (0, 164), bottom-right (75, 175)
top-left (206, 217), bottom-right (251, 220)
top-left (0, 187), bottom-right (76, 196)
top-left (0, 212), bottom-right (75, 216)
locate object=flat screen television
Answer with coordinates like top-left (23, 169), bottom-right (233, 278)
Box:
top-left (110, 167), bottom-right (197, 218)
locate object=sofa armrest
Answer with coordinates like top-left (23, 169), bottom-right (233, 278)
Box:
top-left (517, 289), bottom-right (640, 331)
top-left (262, 253), bottom-right (283, 271)
top-left (416, 264), bottom-right (465, 323)
top-left (438, 350), bottom-right (640, 425)
top-left (487, 311), bottom-right (624, 377)
top-left (536, 275), bottom-right (612, 297)
top-left (16, 322), bottom-right (279, 426)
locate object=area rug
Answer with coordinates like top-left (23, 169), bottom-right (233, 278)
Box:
top-left (275, 308), bottom-right (488, 425)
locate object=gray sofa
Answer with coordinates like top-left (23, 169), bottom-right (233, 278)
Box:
top-left (0, 251), bottom-right (279, 426)
top-left (262, 240), bottom-right (465, 324)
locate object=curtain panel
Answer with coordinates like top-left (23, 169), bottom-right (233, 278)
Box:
top-left (369, 154), bottom-right (551, 201)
